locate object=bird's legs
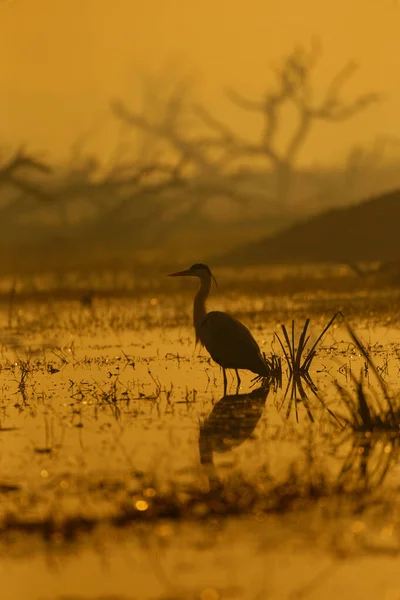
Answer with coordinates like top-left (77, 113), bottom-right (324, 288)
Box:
top-left (235, 369), bottom-right (241, 390)
top-left (223, 368), bottom-right (227, 395)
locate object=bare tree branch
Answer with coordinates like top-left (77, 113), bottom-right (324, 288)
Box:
top-left (307, 61), bottom-right (382, 120)
top-left (226, 45), bottom-right (380, 168)
top-left (219, 42), bottom-right (381, 205)
top-left (0, 149), bottom-right (51, 182)
top-left (0, 149), bottom-right (52, 201)
top-left (225, 90), bottom-right (265, 112)
top-left (111, 98), bottom-right (220, 176)
top-left (311, 91), bottom-right (382, 121)
top-left (110, 43), bottom-right (381, 212)
top-left (193, 104), bottom-right (238, 145)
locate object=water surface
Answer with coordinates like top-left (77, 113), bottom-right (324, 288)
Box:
top-left (1, 270), bottom-right (400, 599)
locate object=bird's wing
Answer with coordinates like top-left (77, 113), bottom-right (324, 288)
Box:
top-left (199, 311), bottom-right (263, 370)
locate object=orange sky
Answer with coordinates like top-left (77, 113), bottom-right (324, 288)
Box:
top-left (1, 0), bottom-right (400, 166)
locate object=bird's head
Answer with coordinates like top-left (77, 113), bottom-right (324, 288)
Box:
top-left (169, 263), bottom-right (218, 287)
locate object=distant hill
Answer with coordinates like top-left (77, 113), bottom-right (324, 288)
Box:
top-left (215, 189), bottom-right (400, 265)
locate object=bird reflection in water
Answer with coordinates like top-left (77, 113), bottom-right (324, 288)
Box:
top-left (199, 382), bottom-right (271, 491)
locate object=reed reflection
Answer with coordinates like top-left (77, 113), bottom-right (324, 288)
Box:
top-left (336, 435), bottom-right (400, 493)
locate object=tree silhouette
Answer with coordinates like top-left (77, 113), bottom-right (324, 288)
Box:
top-left (0, 148), bottom-right (51, 200)
top-left (195, 41), bottom-right (381, 207)
top-left (113, 42), bottom-right (381, 211)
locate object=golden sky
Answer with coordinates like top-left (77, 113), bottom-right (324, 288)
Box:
top-left (1, 0), bottom-right (400, 165)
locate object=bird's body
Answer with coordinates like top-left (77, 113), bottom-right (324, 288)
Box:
top-left (199, 311), bottom-right (269, 375)
top-left (169, 263), bottom-right (270, 392)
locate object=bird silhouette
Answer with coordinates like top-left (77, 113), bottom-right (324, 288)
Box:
top-left (169, 263), bottom-right (270, 392)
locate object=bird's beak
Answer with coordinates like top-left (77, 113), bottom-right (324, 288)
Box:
top-left (168, 269), bottom-right (193, 277)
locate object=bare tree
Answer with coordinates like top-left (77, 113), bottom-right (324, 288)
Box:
top-left (111, 85), bottom-right (222, 178)
top-left (1, 43), bottom-right (380, 259)
top-left (112, 70), bottom-right (279, 248)
top-left (0, 148), bottom-right (51, 204)
top-left (195, 41), bottom-right (381, 207)
top-left (111, 44), bottom-right (380, 213)
top-left (111, 75), bottom-right (248, 190)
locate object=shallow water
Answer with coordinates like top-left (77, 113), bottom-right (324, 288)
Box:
top-left (1, 274), bottom-right (400, 599)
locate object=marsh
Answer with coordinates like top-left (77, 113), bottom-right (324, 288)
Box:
top-left (0, 266), bottom-right (399, 599)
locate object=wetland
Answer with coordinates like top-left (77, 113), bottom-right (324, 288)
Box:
top-left (0, 265), bottom-right (400, 600)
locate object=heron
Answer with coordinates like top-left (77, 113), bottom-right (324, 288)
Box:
top-left (169, 263), bottom-right (270, 392)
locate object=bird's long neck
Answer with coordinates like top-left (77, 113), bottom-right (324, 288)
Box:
top-left (193, 275), bottom-right (211, 342)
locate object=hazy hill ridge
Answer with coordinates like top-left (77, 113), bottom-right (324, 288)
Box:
top-left (216, 189), bottom-right (400, 265)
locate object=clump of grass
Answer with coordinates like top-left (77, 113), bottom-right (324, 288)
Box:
top-left (253, 352), bottom-right (282, 389)
top-left (275, 312), bottom-right (342, 422)
top-left (336, 435), bottom-right (400, 493)
top-left (336, 322), bottom-right (400, 432)
top-left (335, 376), bottom-right (400, 432)
top-left (251, 350), bottom-right (282, 394)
